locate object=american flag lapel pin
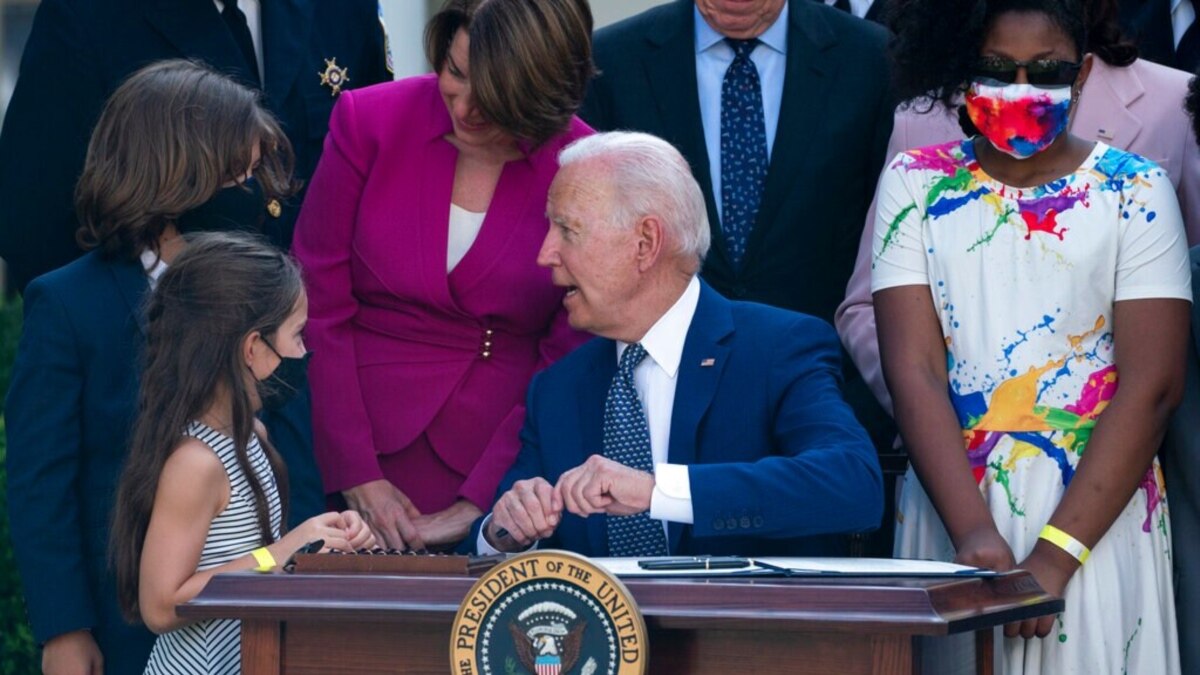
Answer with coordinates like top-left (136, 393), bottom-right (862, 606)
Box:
top-left (700, 358), bottom-right (716, 367)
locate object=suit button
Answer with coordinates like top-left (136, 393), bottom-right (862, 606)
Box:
top-left (713, 518), bottom-right (725, 531)
top-left (481, 351), bottom-right (491, 359)
top-left (753, 516), bottom-right (764, 528)
top-left (485, 329), bottom-right (494, 336)
top-left (740, 516), bottom-right (751, 529)
top-left (725, 517), bottom-right (738, 530)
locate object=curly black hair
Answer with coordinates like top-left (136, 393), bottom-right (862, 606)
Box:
top-left (888, 0), bottom-right (1088, 110)
top-left (1187, 68), bottom-right (1200, 146)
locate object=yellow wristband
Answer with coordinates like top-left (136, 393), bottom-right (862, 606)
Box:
top-left (1039, 525), bottom-right (1090, 564)
top-left (251, 547), bottom-right (276, 572)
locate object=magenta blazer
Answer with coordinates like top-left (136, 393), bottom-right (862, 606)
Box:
top-left (292, 74), bottom-right (592, 509)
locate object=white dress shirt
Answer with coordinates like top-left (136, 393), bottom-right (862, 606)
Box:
top-left (140, 249), bottom-right (168, 289)
top-left (1174, 0), bottom-right (1196, 49)
top-left (694, 4), bottom-right (788, 223)
top-left (477, 277), bottom-right (703, 555)
top-left (214, 0), bottom-right (264, 80)
top-left (823, 0), bottom-right (875, 19)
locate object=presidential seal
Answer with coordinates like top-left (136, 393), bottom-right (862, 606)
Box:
top-left (451, 551), bottom-right (647, 675)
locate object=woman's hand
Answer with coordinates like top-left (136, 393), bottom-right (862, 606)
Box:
top-left (414, 500), bottom-right (483, 549)
top-left (1006, 540), bottom-right (1079, 639)
top-left (953, 524), bottom-right (1017, 572)
top-left (342, 479), bottom-right (426, 551)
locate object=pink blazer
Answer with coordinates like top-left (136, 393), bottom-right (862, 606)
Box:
top-left (835, 58), bottom-right (1200, 414)
top-left (292, 75), bottom-right (592, 508)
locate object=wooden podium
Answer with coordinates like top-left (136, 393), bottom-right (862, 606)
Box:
top-left (180, 569), bottom-right (1061, 675)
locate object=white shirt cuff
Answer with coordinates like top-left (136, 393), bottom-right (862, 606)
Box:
top-left (649, 463), bottom-right (694, 524)
top-left (476, 513), bottom-right (537, 555)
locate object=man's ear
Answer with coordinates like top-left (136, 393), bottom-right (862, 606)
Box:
top-left (635, 215), bottom-right (666, 272)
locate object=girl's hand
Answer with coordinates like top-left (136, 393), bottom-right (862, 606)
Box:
top-left (953, 525), bottom-right (1017, 572)
top-left (1006, 540), bottom-right (1080, 639)
top-left (278, 511), bottom-right (352, 555)
top-left (340, 510), bottom-right (377, 551)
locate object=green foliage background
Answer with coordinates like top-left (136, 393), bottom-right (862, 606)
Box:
top-left (0, 298), bottom-right (39, 674)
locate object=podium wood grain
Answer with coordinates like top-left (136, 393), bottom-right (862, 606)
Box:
top-left (181, 570), bottom-right (1060, 674)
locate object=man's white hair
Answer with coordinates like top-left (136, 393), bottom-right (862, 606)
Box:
top-left (558, 131), bottom-right (711, 266)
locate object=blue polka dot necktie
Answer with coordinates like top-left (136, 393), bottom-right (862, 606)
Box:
top-left (603, 343), bottom-right (668, 557)
top-left (720, 38), bottom-right (768, 270)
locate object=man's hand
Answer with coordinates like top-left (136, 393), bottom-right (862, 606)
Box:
top-left (556, 455), bottom-right (655, 518)
top-left (342, 479), bottom-right (425, 551)
top-left (486, 478), bottom-right (562, 551)
top-left (42, 630), bottom-right (103, 675)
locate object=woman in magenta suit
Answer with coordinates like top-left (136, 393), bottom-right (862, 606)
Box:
top-left (292, 0), bottom-right (595, 550)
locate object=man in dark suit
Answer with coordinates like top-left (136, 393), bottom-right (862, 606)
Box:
top-left (0, 0), bottom-right (391, 293)
top-left (472, 132), bottom-right (882, 559)
top-left (1119, 0), bottom-right (1199, 72)
top-left (581, 0), bottom-right (891, 326)
top-left (1163, 245), bottom-right (1200, 675)
top-left (579, 0), bottom-right (897, 481)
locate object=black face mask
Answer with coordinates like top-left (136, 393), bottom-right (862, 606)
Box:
top-left (176, 177), bottom-right (267, 235)
top-left (257, 337), bottom-right (310, 412)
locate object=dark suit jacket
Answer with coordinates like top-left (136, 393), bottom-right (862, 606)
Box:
top-left (1119, 0), bottom-right (1197, 71)
top-left (5, 254), bottom-right (153, 671)
top-left (579, 0), bottom-right (896, 454)
top-left (0, 0), bottom-right (390, 293)
top-left (4, 252), bottom-right (322, 671)
top-left (1163, 245), bottom-right (1200, 675)
top-left (580, 0), bottom-right (892, 323)
top-left (473, 283), bottom-right (883, 558)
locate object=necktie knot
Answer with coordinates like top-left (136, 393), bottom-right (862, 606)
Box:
top-left (619, 343), bottom-right (648, 378)
top-left (726, 38), bottom-right (760, 62)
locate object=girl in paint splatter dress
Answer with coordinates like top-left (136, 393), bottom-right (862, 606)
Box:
top-left (873, 1), bottom-right (1189, 673)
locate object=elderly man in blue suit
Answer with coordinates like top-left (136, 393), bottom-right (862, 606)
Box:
top-left (474, 131), bottom-right (882, 558)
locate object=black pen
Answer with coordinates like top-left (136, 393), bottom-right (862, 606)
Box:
top-left (637, 556), bottom-right (750, 571)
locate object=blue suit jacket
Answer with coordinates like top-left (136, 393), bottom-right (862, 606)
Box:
top-left (477, 283), bottom-right (883, 557)
top-left (6, 252), bottom-right (156, 672)
top-left (4, 251), bottom-right (322, 671)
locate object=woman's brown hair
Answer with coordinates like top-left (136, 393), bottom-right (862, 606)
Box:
top-left (424, 0), bottom-right (596, 147)
top-left (110, 232), bottom-right (301, 622)
top-left (75, 59), bottom-right (296, 260)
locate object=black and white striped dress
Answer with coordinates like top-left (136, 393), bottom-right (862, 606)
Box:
top-left (144, 422), bottom-right (282, 675)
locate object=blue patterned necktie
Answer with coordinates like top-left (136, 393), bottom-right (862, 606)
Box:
top-left (603, 343), bottom-right (669, 557)
top-left (720, 38), bottom-right (768, 270)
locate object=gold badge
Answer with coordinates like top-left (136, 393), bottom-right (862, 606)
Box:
top-left (319, 57), bottom-right (349, 97)
top-left (451, 550), bottom-right (648, 675)
top-left (267, 199), bottom-right (282, 219)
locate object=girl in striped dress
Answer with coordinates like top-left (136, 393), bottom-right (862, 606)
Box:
top-left (110, 233), bottom-right (374, 674)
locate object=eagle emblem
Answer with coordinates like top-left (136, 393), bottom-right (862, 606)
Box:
top-left (508, 602), bottom-right (586, 675)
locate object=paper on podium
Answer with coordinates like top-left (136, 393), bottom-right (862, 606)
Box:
top-left (595, 556), bottom-right (999, 578)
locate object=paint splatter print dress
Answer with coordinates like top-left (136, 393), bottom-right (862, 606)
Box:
top-left (871, 139), bottom-right (1189, 675)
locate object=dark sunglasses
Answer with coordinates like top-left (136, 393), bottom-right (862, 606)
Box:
top-left (971, 56), bottom-right (1082, 88)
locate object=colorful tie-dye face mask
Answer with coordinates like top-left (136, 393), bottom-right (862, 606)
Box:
top-left (964, 82), bottom-right (1072, 159)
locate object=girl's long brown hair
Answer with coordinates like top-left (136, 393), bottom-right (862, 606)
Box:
top-left (75, 59), bottom-right (296, 260)
top-left (110, 233), bottom-right (301, 622)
